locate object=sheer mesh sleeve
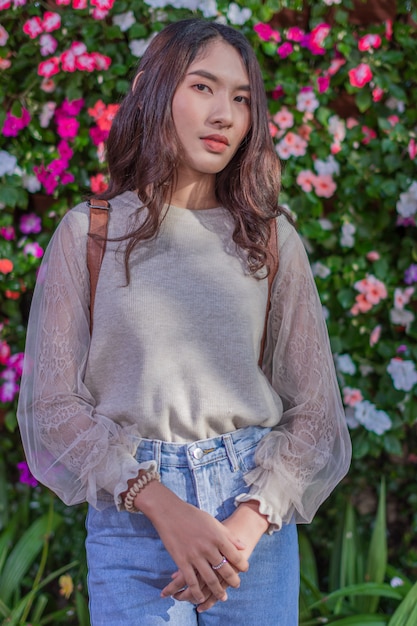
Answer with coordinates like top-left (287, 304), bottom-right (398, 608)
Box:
top-left (236, 218), bottom-right (351, 529)
top-left (17, 208), bottom-right (152, 510)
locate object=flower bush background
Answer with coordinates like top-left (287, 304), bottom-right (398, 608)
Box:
top-left (1, 0), bottom-right (416, 620)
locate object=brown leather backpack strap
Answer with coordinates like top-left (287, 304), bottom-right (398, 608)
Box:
top-left (87, 198), bottom-right (110, 333)
top-left (258, 218), bottom-right (278, 367)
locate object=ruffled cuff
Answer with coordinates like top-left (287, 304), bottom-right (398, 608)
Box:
top-left (234, 465), bottom-right (297, 533)
top-left (116, 459), bottom-right (158, 512)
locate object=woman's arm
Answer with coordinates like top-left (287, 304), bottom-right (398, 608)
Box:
top-left (235, 218), bottom-right (352, 529)
top-left (17, 207), bottom-right (148, 509)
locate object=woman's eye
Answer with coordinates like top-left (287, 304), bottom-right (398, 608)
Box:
top-left (235, 95), bottom-right (251, 105)
top-left (195, 84), bottom-right (209, 92)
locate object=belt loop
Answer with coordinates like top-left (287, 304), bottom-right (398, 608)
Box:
top-left (152, 440), bottom-right (162, 473)
top-left (223, 434), bottom-right (240, 472)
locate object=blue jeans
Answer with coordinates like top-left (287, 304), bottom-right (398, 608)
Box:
top-left (86, 426), bottom-right (299, 625)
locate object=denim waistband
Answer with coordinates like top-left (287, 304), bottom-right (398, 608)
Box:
top-left (135, 425), bottom-right (270, 471)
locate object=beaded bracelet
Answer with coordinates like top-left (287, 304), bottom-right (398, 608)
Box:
top-left (123, 469), bottom-right (161, 513)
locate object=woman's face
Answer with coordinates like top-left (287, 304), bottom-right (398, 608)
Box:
top-left (171, 39), bottom-right (251, 186)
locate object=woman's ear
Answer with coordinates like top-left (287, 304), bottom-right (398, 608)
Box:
top-left (132, 70), bottom-right (144, 93)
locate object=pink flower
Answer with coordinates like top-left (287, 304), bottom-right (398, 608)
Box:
top-left (20, 213), bottom-right (42, 234)
top-left (296, 89), bottom-right (319, 113)
top-left (268, 122), bottom-right (278, 138)
top-left (0, 378), bottom-right (19, 402)
top-left (296, 169), bottom-right (316, 192)
top-left (60, 49), bottom-right (77, 72)
top-left (58, 98), bottom-right (84, 117)
top-left (0, 24), bottom-right (8, 45)
top-left (369, 325), bottom-right (382, 347)
top-left (56, 116), bottom-right (79, 140)
top-left (38, 56), bottom-right (60, 77)
top-left (90, 172), bottom-right (108, 193)
top-left (354, 275), bottom-right (387, 306)
top-left (372, 86), bottom-right (384, 102)
top-left (70, 41), bottom-right (87, 55)
top-left (73, 0), bottom-right (87, 7)
top-left (394, 287), bottom-right (414, 310)
top-left (366, 250), bottom-right (380, 262)
top-left (17, 461), bottom-right (38, 487)
top-left (2, 108), bottom-right (30, 137)
top-left (361, 126), bottom-right (377, 145)
top-left (23, 16), bottom-right (43, 39)
top-left (346, 117), bottom-right (359, 129)
top-left (358, 33), bottom-right (382, 52)
top-left (40, 33), bottom-right (58, 56)
top-left (57, 139), bottom-right (73, 160)
top-left (303, 23), bottom-right (331, 55)
top-left (23, 242), bottom-right (44, 258)
top-left (91, 52), bottom-right (112, 71)
top-left (317, 75), bottom-right (330, 93)
top-left (286, 27), bottom-right (304, 42)
top-left (75, 53), bottom-right (96, 72)
top-left (56, 0), bottom-right (71, 4)
top-left (60, 171), bottom-right (74, 185)
top-left (313, 174), bottom-right (337, 198)
top-left (328, 56), bottom-right (346, 76)
top-left (41, 77), bottom-right (56, 93)
top-left (0, 225), bottom-right (15, 240)
top-left (351, 293), bottom-right (373, 315)
top-left (277, 42), bottom-right (293, 59)
top-left (48, 157), bottom-right (68, 176)
top-left (348, 63), bottom-right (373, 88)
top-left (42, 11), bottom-right (61, 33)
top-left (253, 23), bottom-right (280, 42)
top-left (387, 115), bottom-right (400, 127)
top-left (92, 7), bottom-right (109, 19)
top-left (271, 85), bottom-right (284, 100)
top-left (91, 0), bottom-right (114, 8)
top-left (89, 126), bottom-right (109, 145)
top-left (385, 19), bottom-right (393, 41)
top-left (0, 341), bottom-right (10, 364)
top-left (408, 139), bottom-right (417, 160)
top-left (343, 387), bottom-right (363, 407)
top-left (272, 107), bottom-right (294, 130)
top-left (0, 0), bottom-right (12, 8)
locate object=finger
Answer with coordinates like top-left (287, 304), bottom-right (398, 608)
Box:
top-left (220, 544), bottom-right (249, 573)
top-left (197, 561), bottom-right (230, 601)
top-left (196, 580), bottom-right (229, 613)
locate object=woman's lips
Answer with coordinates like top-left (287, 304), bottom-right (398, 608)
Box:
top-left (201, 135), bottom-right (229, 153)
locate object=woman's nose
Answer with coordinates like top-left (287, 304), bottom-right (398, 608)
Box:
top-left (208, 94), bottom-right (233, 128)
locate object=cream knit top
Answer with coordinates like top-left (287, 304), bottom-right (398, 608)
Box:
top-left (17, 191), bottom-right (351, 529)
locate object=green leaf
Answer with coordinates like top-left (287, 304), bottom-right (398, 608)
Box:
top-left (0, 513), bottom-right (62, 605)
top-left (388, 581), bottom-right (417, 626)
top-left (360, 479), bottom-right (387, 612)
top-left (11, 100), bottom-right (22, 118)
top-left (356, 89), bottom-right (372, 113)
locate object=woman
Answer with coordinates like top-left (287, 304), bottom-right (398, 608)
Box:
top-left (18, 18), bottom-right (351, 625)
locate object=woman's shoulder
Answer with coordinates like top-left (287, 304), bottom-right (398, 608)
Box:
top-left (62, 190), bottom-right (141, 235)
top-left (275, 212), bottom-right (297, 250)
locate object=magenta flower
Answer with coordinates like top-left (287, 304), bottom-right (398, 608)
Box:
top-left (56, 117), bottom-right (80, 140)
top-left (22, 16), bottom-right (43, 39)
top-left (317, 75), bottom-right (330, 93)
top-left (0, 225), bottom-right (15, 240)
top-left (286, 27), bottom-right (304, 42)
top-left (20, 213), bottom-right (42, 234)
top-left (59, 98), bottom-right (84, 117)
top-left (8, 352), bottom-right (24, 376)
top-left (17, 461), bottom-right (38, 487)
top-left (253, 23), bottom-right (280, 42)
top-left (358, 33), bottom-right (382, 52)
top-left (23, 242), bottom-right (44, 259)
top-left (38, 56), bottom-right (60, 78)
top-left (277, 42), bottom-right (293, 59)
top-left (2, 108), bottom-right (30, 137)
top-left (42, 11), bottom-right (61, 33)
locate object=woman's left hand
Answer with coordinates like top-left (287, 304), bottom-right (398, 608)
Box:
top-left (161, 500), bottom-right (269, 612)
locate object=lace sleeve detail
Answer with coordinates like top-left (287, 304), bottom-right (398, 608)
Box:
top-left (236, 221), bottom-right (351, 528)
top-left (17, 208), bottom-right (147, 510)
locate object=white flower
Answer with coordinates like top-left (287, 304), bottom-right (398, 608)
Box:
top-left (394, 287), bottom-right (414, 310)
top-left (0, 150), bottom-right (17, 176)
top-left (386, 97), bottom-right (405, 113)
top-left (312, 262), bottom-right (331, 279)
top-left (396, 181), bottom-right (417, 218)
top-left (129, 33), bottom-right (157, 57)
top-left (39, 102), bottom-right (56, 128)
top-left (227, 2), bottom-right (251, 25)
top-left (387, 358), bottom-right (417, 392)
top-left (144, 0), bottom-right (217, 17)
top-left (328, 115), bottom-right (346, 143)
top-left (314, 155), bottom-right (340, 177)
top-left (113, 11), bottom-right (135, 32)
top-left (354, 400), bottom-right (392, 435)
top-left (335, 353), bottom-right (356, 375)
top-left (340, 222), bottom-right (355, 247)
top-left (345, 407), bottom-right (359, 429)
top-left (296, 90), bottom-right (319, 113)
top-left (390, 577), bottom-right (404, 588)
top-left (323, 0), bottom-right (341, 4)
top-left (318, 218), bottom-right (333, 231)
top-left (22, 173), bottom-right (41, 193)
top-left (390, 308), bottom-right (414, 331)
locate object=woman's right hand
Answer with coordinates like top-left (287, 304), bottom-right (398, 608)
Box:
top-left (135, 480), bottom-right (249, 604)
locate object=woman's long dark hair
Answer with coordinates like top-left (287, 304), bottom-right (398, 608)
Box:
top-left (98, 18), bottom-right (285, 279)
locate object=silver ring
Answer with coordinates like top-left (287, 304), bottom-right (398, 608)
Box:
top-left (211, 556), bottom-right (227, 570)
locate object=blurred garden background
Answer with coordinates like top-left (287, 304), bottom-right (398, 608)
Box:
top-left (1, 0), bottom-right (417, 624)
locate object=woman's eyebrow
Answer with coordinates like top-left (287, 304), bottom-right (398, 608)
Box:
top-left (187, 69), bottom-right (250, 91)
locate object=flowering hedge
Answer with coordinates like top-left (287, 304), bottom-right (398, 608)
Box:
top-left (1, 0), bottom-right (417, 578)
